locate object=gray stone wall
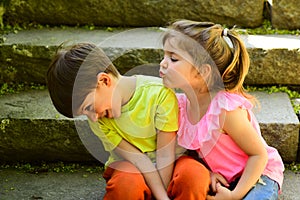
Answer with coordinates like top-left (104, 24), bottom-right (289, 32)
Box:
top-left (2, 0), bottom-right (300, 29)
top-left (1, 29), bottom-right (299, 86)
top-left (271, 0), bottom-right (300, 30)
top-left (2, 0), bottom-right (264, 28)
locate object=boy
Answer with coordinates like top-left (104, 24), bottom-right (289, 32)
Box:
top-left (47, 43), bottom-right (210, 200)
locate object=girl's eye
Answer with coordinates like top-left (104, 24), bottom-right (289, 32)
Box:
top-left (170, 57), bottom-right (178, 62)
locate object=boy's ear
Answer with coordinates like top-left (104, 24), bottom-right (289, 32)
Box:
top-left (97, 73), bottom-right (111, 86)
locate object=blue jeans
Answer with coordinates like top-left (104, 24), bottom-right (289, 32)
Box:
top-left (243, 175), bottom-right (279, 200)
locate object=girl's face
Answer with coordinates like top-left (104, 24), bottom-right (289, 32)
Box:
top-left (159, 39), bottom-right (199, 90)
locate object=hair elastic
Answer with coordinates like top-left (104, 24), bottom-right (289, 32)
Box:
top-left (223, 28), bottom-right (228, 37)
top-left (159, 27), bottom-right (169, 32)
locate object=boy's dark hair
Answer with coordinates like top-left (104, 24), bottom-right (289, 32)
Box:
top-left (46, 43), bottom-right (120, 118)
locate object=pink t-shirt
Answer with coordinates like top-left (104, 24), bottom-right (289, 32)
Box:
top-left (176, 91), bottom-right (284, 189)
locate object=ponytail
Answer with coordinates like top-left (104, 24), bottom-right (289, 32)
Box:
top-left (222, 29), bottom-right (250, 96)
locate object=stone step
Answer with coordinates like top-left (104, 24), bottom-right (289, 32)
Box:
top-left (1, 0), bottom-right (264, 28)
top-left (0, 89), bottom-right (299, 163)
top-left (2, 0), bottom-right (299, 29)
top-left (0, 167), bottom-right (298, 200)
top-left (0, 27), bottom-right (300, 86)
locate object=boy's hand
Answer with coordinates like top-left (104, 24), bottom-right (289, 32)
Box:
top-left (210, 172), bottom-right (229, 192)
top-left (114, 139), bottom-right (169, 200)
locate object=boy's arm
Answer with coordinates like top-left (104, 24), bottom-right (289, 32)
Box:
top-left (156, 130), bottom-right (176, 189)
top-left (114, 139), bottom-right (170, 200)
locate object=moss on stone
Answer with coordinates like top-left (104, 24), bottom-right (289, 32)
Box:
top-left (0, 118), bottom-right (10, 132)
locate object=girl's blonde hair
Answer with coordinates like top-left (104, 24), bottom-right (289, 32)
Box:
top-left (163, 19), bottom-right (251, 98)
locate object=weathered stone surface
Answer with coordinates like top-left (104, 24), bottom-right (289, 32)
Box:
top-left (0, 168), bottom-right (299, 200)
top-left (1, 28), bottom-right (300, 87)
top-left (247, 48), bottom-right (300, 85)
top-left (0, 44), bottom-right (56, 84)
top-left (0, 89), bottom-right (298, 163)
top-left (0, 90), bottom-right (108, 163)
top-left (253, 92), bottom-right (299, 163)
top-left (271, 0), bottom-right (300, 29)
top-left (2, 0), bottom-right (263, 28)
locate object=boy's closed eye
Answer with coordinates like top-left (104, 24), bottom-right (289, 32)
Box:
top-left (85, 104), bottom-right (94, 112)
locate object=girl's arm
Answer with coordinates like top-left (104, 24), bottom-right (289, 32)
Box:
top-left (156, 130), bottom-right (176, 188)
top-left (217, 108), bottom-right (268, 200)
top-left (114, 139), bottom-right (170, 200)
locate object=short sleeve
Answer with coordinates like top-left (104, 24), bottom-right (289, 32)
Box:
top-left (155, 87), bottom-right (179, 132)
top-left (88, 119), bottom-right (122, 152)
top-left (176, 91), bottom-right (254, 157)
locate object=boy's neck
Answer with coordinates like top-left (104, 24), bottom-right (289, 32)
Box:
top-left (116, 75), bottom-right (137, 106)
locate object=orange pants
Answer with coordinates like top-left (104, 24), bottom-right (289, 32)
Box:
top-left (102, 156), bottom-right (210, 200)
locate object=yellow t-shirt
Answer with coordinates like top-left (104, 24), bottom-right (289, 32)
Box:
top-left (88, 75), bottom-right (179, 166)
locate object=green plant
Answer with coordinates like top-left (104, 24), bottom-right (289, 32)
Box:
top-left (0, 162), bottom-right (103, 174)
top-left (285, 162), bottom-right (300, 173)
top-left (0, 118), bottom-right (10, 132)
top-left (0, 83), bottom-right (46, 96)
top-left (236, 20), bottom-right (300, 35)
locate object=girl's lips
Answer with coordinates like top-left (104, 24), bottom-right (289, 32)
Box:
top-left (159, 71), bottom-right (165, 77)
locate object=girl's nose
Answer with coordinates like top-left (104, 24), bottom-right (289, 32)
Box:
top-left (160, 58), bottom-right (168, 69)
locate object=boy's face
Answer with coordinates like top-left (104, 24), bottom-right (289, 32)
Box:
top-left (78, 73), bottom-right (121, 122)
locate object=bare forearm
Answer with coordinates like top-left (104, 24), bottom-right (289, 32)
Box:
top-left (156, 131), bottom-right (176, 189)
top-left (232, 154), bottom-right (267, 199)
top-left (114, 140), bottom-right (169, 200)
top-left (133, 155), bottom-right (170, 200)
top-left (157, 153), bottom-right (175, 189)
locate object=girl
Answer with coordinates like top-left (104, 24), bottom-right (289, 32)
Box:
top-left (159, 20), bottom-right (284, 200)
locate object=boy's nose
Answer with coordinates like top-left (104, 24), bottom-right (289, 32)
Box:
top-left (88, 112), bottom-right (99, 122)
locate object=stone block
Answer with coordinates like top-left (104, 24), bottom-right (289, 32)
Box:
top-left (271, 0), bottom-right (300, 30)
top-left (1, 28), bottom-right (300, 87)
top-left (247, 48), bottom-right (300, 85)
top-left (0, 89), bottom-right (298, 163)
top-left (253, 92), bottom-right (300, 163)
top-left (0, 90), bottom-right (108, 163)
top-left (3, 0), bottom-right (263, 28)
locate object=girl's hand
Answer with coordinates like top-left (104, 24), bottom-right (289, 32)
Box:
top-left (207, 183), bottom-right (234, 200)
top-left (210, 172), bottom-right (229, 193)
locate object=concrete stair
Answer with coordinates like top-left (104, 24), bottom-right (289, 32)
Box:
top-left (0, 1), bottom-right (299, 199)
top-left (0, 88), bottom-right (299, 163)
top-left (0, 167), bottom-right (299, 200)
top-left (0, 27), bottom-right (299, 164)
top-left (1, 28), bottom-right (300, 85)
top-left (0, 2), bottom-right (300, 199)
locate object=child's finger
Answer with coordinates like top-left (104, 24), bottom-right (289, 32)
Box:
top-left (217, 175), bottom-right (229, 187)
top-left (210, 179), bottom-right (217, 192)
top-left (216, 182), bottom-right (222, 192)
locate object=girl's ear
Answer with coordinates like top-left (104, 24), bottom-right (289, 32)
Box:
top-left (199, 64), bottom-right (212, 79)
top-left (96, 73), bottom-right (111, 87)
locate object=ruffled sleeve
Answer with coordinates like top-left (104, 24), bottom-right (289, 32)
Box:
top-left (176, 91), bottom-right (254, 157)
